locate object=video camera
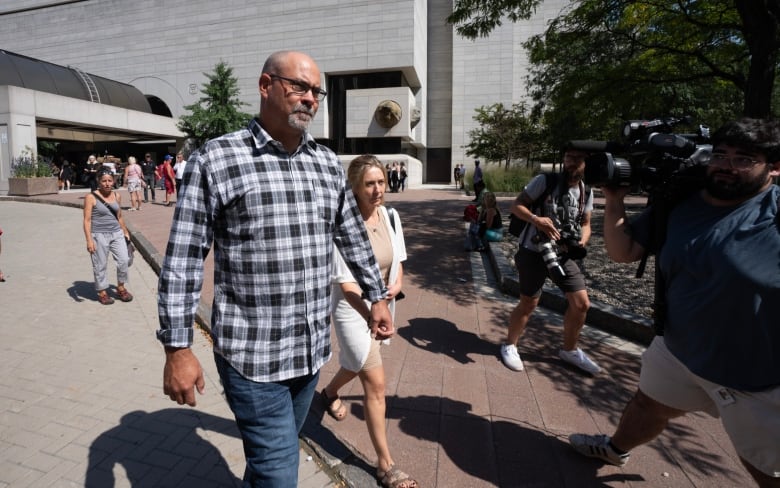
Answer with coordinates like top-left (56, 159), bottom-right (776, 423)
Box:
top-left (568, 117), bottom-right (712, 337)
top-left (568, 116), bottom-right (712, 194)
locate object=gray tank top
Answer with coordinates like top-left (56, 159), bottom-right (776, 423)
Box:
top-left (91, 193), bottom-right (121, 233)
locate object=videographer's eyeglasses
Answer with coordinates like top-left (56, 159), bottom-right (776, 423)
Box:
top-left (709, 153), bottom-right (763, 170)
top-left (268, 74), bottom-right (327, 101)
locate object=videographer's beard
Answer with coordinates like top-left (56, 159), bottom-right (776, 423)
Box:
top-left (705, 165), bottom-right (770, 200)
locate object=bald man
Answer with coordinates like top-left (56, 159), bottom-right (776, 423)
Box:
top-left (157, 51), bottom-right (393, 487)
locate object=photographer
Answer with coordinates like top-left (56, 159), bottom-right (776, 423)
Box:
top-left (569, 118), bottom-right (780, 486)
top-left (500, 149), bottom-right (601, 375)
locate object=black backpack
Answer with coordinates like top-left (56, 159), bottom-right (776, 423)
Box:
top-left (507, 173), bottom-right (558, 237)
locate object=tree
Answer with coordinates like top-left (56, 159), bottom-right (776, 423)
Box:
top-left (178, 61), bottom-right (253, 147)
top-left (448, 0), bottom-right (780, 136)
top-left (466, 102), bottom-right (544, 168)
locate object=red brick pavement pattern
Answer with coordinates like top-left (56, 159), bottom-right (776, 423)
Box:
top-left (24, 187), bottom-right (754, 488)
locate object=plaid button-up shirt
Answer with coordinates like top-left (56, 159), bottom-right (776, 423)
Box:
top-left (157, 118), bottom-right (385, 382)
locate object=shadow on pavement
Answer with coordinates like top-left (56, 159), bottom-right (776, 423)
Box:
top-left (399, 317), bottom-right (497, 364)
top-left (68, 280), bottom-right (96, 303)
top-left (86, 408), bottom-right (241, 488)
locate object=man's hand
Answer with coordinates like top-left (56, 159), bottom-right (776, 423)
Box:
top-left (533, 216), bottom-right (561, 241)
top-left (163, 347), bottom-right (205, 407)
top-left (600, 185), bottom-right (632, 202)
top-left (368, 300), bottom-right (394, 340)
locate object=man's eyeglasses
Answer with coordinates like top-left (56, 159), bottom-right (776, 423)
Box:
top-left (269, 74), bottom-right (327, 101)
top-left (709, 153), bottom-right (763, 170)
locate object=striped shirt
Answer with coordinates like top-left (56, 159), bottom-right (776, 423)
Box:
top-left (157, 118), bottom-right (386, 382)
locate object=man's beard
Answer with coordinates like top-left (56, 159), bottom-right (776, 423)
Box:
top-left (705, 165), bottom-right (770, 200)
top-left (288, 103), bottom-right (316, 131)
top-left (564, 167), bottom-right (584, 184)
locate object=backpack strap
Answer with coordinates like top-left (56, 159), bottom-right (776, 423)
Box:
top-left (92, 191), bottom-right (119, 220)
top-left (532, 172), bottom-right (559, 216)
top-left (387, 207), bottom-right (397, 232)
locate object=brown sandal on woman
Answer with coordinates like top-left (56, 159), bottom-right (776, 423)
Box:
top-left (97, 292), bottom-right (115, 305)
top-left (116, 287), bottom-right (134, 302)
top-left (321, 389), bottom-right (348, 421)
top-left (377, 465), bottom-right (418, 488)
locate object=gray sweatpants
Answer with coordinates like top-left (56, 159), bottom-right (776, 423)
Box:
top-left (90, 230), bottom-right (129, 291)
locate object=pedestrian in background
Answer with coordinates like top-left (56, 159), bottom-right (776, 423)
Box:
top-left (140, 153), bottom-right (156, 202)
top-left (83, 154), bottom-right (100, 191)
top-left (83, 170), bottom-right (133, 305)
top-left (173, 151), bottom-right (186, 195)
top-left (123, 156), bottom-right (144, 211)
top-left (159, 155), bottom-right (176, 206)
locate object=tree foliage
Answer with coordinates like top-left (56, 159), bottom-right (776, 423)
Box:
top-left (449, 0), bottom-right (780, 145)
top-left (466, 102), bottom-right (546, 168)
top-left (178, 61), bottom-right (253, 146)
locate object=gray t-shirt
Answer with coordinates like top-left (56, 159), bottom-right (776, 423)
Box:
top-left (631, 185), bottom-right (780, 390)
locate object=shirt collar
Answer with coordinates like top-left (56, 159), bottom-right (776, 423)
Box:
top-left (249, 117), bottom-right (318, 154)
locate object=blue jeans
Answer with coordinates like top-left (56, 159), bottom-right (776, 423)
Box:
top-left (214, 354), bottom-right (319, 488)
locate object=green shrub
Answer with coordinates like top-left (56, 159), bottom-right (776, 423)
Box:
top-left (10, 147), bottom-right (51, 178)
top-left (464, 165), bottom-right (538, 193)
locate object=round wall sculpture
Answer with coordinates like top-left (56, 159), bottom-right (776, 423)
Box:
top-left (374, 100), bottom-right (402, 128)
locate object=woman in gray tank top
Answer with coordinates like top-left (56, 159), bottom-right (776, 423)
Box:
top-left (83, 170), bottom-right (133, 305)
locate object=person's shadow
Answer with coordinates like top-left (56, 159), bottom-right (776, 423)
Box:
top-left (85, 409), bottom-right (242, 487)
top-left (68, 280), bottom-right (98, 303)
top-left (394, 396), bottom-right (643, 487)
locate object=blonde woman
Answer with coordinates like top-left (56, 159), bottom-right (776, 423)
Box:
top-left (479, 191), bottom-right (504, 243)
top-left (123, 156), bottom-right (144, 211)
top-left (321, 155), bottom-right (416, 488)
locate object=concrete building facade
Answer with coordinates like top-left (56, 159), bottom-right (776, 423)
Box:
top-left (0, 0), bottom-right (567, 190)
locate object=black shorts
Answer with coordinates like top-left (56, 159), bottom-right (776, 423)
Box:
top-left (514, 246), bottom-right (586, 298)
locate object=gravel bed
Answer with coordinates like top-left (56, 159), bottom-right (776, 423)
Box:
top-left (497, 206), bottom-right (656, 318)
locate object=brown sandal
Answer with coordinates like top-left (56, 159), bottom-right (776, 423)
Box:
top-left (98, 292), bottom-right (115, 305)
top-left (116, 287), bottom-right (133, 302)
top-left (377, 465), bottom-right (418, 488)
top-left (322, 389), bottom-right (348, 421)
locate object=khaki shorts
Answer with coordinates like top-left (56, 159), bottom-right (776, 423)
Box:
top-left (640, 337), bottom-right (780, 477)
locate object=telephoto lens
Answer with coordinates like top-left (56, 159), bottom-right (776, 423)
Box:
top-left (537, 240), bottom-right (566, 281)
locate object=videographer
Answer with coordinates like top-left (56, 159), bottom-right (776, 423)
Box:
top-left (500, 149), bottom-right (601, 375)
top-left (569, 118), bottom-right (780, 486)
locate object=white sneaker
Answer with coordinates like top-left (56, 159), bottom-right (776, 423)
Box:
top-left (500, 343), bottom-right (524, 371)
top-left (559, 348), bottom-right (601, 374)
top-left (569, 433), bottom-right (629, 466)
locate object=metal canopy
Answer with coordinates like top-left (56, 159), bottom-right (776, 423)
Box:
top-left (0, 49), bottom-right (152, 113)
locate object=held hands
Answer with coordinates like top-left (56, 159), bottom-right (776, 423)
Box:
top-left (369, 299), bottom-right (394, 340)
top-left (163, 347), bottom-right (205, 407)
top-left (385, 282), bottom-right (403, 301)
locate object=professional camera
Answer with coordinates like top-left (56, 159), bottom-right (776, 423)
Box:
top-left (557, 223), bottom-right (587, 260)
top-left (571, 116), bottom-right (712, 193)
